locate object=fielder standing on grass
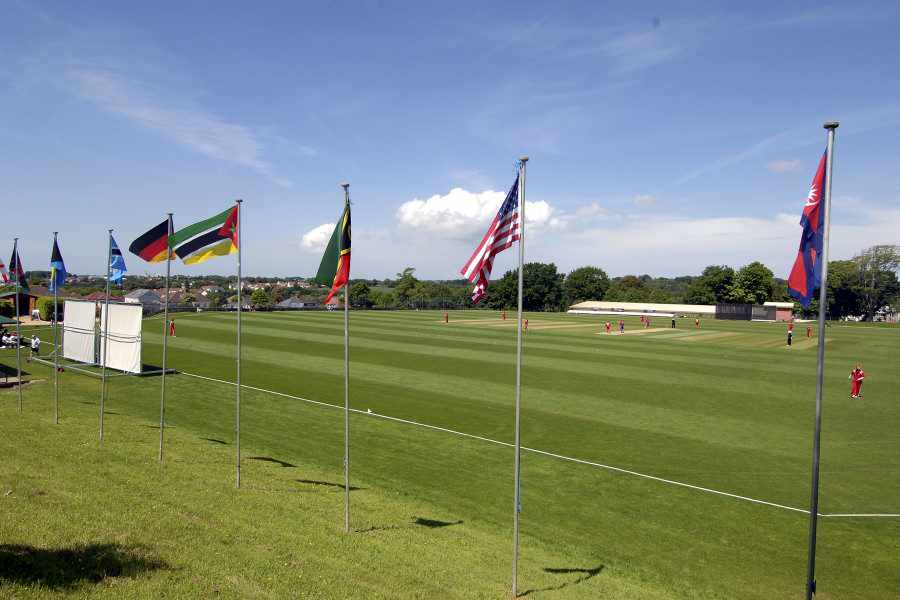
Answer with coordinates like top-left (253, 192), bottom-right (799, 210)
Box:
top-left (850, 363), bottom-right (865, 398)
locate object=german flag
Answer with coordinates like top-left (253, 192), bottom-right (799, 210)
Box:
top-left (171, 205), bottom-right (239, 266)
top-left (129, 217), bottom-right (173, 263)
top-left (315, 200), bottom-right (350, 303)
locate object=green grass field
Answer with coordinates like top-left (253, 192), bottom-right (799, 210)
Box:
top-left (2, 311), bottom-right (899, 599)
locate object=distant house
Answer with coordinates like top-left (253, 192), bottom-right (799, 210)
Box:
top-left (0, 291), bottom-right (38, 316)
top-left (763, 301), bottom-right (795, 322)
top-left (83, 292), bottom-right (124, 303)
top-left (276, 297), bottom-right (317, 309)
top-left (125, 289), bottom-right (162, 308)
top-left (199, 285), bottom-right (225, 297)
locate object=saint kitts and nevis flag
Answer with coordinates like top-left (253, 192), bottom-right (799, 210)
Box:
top-left (315, 200), bottom-right (351, 303)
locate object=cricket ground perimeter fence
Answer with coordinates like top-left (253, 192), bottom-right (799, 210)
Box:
top-left (180, 370), bottom-right (900, 520)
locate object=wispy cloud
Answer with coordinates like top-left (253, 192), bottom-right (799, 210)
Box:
top-left (66, 68), bottom-right (296, 187)
top-left (767, 159), bottom-right (801, 173)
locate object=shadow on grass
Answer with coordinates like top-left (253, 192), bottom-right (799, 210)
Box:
top-left (519, 565), bottom-right (604, 597)
top-left (249, 456), bottom-right (296, 468)
top-left (358, 516), bottom-right (463, 533)
top-left (201, 437), bottom-right (228, 445)
top-left (0, 543), bottom-right (167, 589)
top-left (0, 364), bottom-right (30, 377)
top-left (296, 478), bottom-right (363, 491)
top-left (413, 517), bottom-right (463, 528)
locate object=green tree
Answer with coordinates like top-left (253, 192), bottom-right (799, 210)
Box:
top-left (250, 288), bottom-right (272, 309)
top-left (685, 265), bottom-right (735, 304)
top-left (727, 262), bottom-right (774, 304)
top-left (854, 245), bottom-right (900, 320)
top-left (349, 282), bottom-right (372, 308)
top-left (605, 275), bottom-right (648, 302)
top-left (485, 262), bottom-right (565, 311)
top-left (564, 266), bottom-right (610, 304)
top-left (394, 267), bottom-right (419, 304)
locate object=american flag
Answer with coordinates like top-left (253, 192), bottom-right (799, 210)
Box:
top-left (460, 176), bottom-right (520, 303)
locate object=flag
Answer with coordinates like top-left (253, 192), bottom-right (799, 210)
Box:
top-left (315, 201), bottom-right (351, 304)
top-left (129, 218), bottom-right (173, 263)
top-left (9, 249), bottom-right (27, 292)
top-left (171, 206), bottom-right (239, 265)
top-left (788, 152), bottom-right (827, 307)
top-left (0, 256), bottom-right (8, 284)
top-left (49, 238), bottom-right (67, 293)
top-left (110, 235), bottom-right (127, 284)
top-left (460, 175), bottom-right (520, 303)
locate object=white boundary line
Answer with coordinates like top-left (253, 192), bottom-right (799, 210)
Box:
top-left (179, 371), bottom-right (900, 519)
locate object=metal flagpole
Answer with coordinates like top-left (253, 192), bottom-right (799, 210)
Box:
top-left (12, 238), bottom-right (22, 413)
top-left (99, 229), bottom-right (113, 442)
top-left (52, 232), bottom-right (60, 424)
top-left (159, 214), bottom-right (173, 462)
top-left (805, 121), bottom-right (838, 600)
top-left (341, 182), bottom-right (351, 533)
top-left (511, 156), bottom-right (527, 597)
top-left (236, 199), bottom-right (243, 489)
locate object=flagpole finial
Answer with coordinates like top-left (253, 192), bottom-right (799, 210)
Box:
top-left (519, 156), bottom-right (529, 163)
top-left (340, 182), bottom-right (350, 190)
top-left (824, 121), bottom-right (839, 130)
top-left (236, 199), bottom-right (243, 204)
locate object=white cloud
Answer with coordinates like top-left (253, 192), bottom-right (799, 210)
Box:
top-left (66, 68), bottom-right (296, 186)
top-left (767, 159), bottom-right (801, 173)
top-left (633, 194), bottom-right (657, 207)
top-left (301, 223), bottom-right (335, 253)
top-left (396, 187), bottom-right (554, 238)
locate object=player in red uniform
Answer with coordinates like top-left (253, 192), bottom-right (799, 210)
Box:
top-left (605, 321), bottom-right (611, 335)
top-left (849, 364), bottom-right (865, 398)
top-left (444, 312), bottom-right (449, 323)
top-left (169, 318), bottom-right (176, 337)
top-left (524, 319), bottom-right (528, 332)
top-left (806, 326), bottom-right (812, 338)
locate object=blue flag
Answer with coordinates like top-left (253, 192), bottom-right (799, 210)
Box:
top-left (49, 238), bottom-right (67, 293)
top-left (109, 235), bottom-right (127, 284)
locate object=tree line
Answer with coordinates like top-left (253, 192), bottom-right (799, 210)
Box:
top-left (342, 245), bottom-right (900, 320)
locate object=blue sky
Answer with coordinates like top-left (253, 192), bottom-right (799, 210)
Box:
top-left (2, 1), bottom-right (899, 280)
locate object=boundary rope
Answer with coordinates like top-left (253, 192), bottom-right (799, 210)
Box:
top-left (179, 371), bottom-right (900, 519)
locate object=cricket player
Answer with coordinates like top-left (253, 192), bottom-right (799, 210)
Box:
top-left (169, 318), bottom-right (176, 337)
top-left (619, 320), bottom-right (625, 334)
top-left (605, 321), bottom-right (611, 334)
top-left (849, 364), bottom-right (865, 398)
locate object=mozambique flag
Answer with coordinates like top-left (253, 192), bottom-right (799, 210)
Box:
top-left (49, 238), bottom-right (67, 293)
top-left (129, 217), bottom-right (173, 263)
top-left (172, 205), bottom-right (239, 265)
top-left (315, 201), bottom-right (351, 303)
top-left (9, 248), bottom-right (28, 292)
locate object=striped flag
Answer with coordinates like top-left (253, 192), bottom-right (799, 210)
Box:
top-left (9, 248), bottom-right (28, 292)
top-left (129, 218), bottom-right (173, 263)
top-left (172, 205), bottom-right (239, 265)
top-left (460, 176), bottom-right (520, 303)
top-left (314, 200), bottom-right (351, 304)
top-left (109, 235), bottom-right (127, 284)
